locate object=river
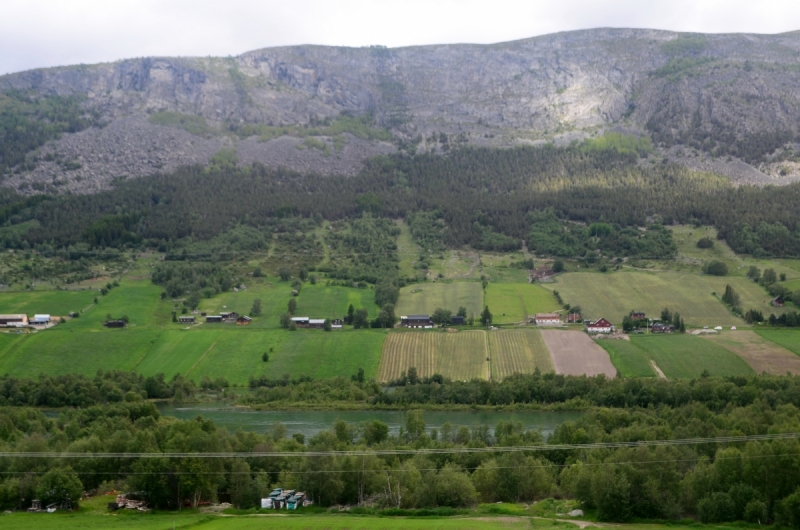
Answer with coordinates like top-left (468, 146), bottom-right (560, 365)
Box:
top-left (156, 403), bottom-right (581, 440)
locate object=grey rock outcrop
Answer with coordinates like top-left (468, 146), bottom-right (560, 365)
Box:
top-left (3, 27), bottom-right (800, 192)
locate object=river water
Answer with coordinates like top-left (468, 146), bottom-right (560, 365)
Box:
top-left (156, 403), bottom-right (581, 440)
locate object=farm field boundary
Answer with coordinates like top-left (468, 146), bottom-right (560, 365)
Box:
top-left (489, 328), bottom-right (554, 379)
top-left (379, 331), bottom-right (487, 382)
top-left (540, 330), bottom-right (616, 377)
top-left (702, 331), bottom-right (800, 375)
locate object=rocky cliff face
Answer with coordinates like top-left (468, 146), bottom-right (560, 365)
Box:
top-left (2, 28), bottom-right (800, 193)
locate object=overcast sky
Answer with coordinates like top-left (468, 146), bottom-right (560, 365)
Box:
top-left (2, 0), bottom-right (799, 75)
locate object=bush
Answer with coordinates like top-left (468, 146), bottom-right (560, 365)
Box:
top-left (744, 499), bottom-right (768, 523)
top-left (697, 237), bottom-right (714, 249)
top-left (36, 467), bottom-right (83, 508)
top-left (703, 260), bottom-right (728, 276)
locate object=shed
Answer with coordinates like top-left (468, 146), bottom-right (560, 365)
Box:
top-left (0, 314), bottom-right (28, 326)
top-left (772, 296), bottom-right (785, 307)
top-left (205, 315), bottom-right (223, 323)
top-left (534, 313), bottom-right (562, 325)
top-left (400, 315), bottom-right (433, 328)
top-left (291, 317), bottom-right (310, 328)
top-left (567, 313), bottom-right (581, 323)
top-left (178, 315), bottom-right (196, 324)
top-left (451, 315), bottom-right (466, 325)
top-left (32, 314), bottom-right (51, 324)
top-left (236, 315), bottom-right (252, 325)
top-left (309, 319), bottom-right (326, 329)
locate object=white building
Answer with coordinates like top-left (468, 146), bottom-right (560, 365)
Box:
top-left (32, 314), bottom-right (51, 324)
top-left (534, 313), bottom-right (562, 325)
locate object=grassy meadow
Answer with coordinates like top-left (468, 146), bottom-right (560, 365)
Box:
top-left (0, 289), bottom-right (96, 317)
top-left (757, 330), bottom-right (800, 357)
top-left (547, 270), bottom-right (781, 327)
top-left (618, 335), bottom-right (754, 379)
top-left (485, 283), bottom-right (561, 324)
top-left (597, 339), bottom-right (657, 378)
top-left (396, 282), bottom-right (484, 318)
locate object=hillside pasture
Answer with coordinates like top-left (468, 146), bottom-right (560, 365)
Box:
top-left (0, 289), bottom-right (96, 317)
top-left (378, 330), bottom-right (488, 382)
top-left (547, 271), bottom-right (782, 327)
top-left (396, 282), bottom-right (483, 318)
top-left (540, 330), bottom-right (617, 377)
top-left (485, 283), bottom-right (561, 324)
top-left (597, 339), bottom-right (657, 377)
top-left (489, 328), bottom-right (554, 379)
top-left (628, 334), bottom-right (754, 379)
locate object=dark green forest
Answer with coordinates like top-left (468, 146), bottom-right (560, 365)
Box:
top-left (2, 139), bottom-right (800, 260)
top-left (5, 372), bottom-right (800, 524)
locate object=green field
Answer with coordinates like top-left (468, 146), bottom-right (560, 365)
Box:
top-left (597, 339), bottom-right (657, 377)
top-left (0, 289), bottom-right (96, 316)
top-left (621, 335), bottom-right (754, 379)
top-left (396, 282), bottom-right (484, 318)
top-left (199, 281), bottom-right (376, 329)
top-left (756, 330), bottom-right (800, 357)
top-left (547, 271), bottom-right (783, 327)
top-left (485, 283), bottom-right (561, 324)
top-left (0, 278), bottom-right (385, 384)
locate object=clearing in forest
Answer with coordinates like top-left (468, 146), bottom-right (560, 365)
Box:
top-left (540, 330), bottom-right (617, 377)
top-left (485, 283), bottom-right (561, 325)
top-left (707, 331), bottom-right (800, 375)
top-left (396, 282), bottom-right (483, 318)
top-left (547, 271), bottom-right (782, 327)
top-left (378, 331), bottom-right (488, 382)
top-left (489, 328), bottom-right (554, 379)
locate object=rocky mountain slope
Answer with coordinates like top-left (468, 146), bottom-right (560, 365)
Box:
top-left (2, 27), bottom-right (800, 193)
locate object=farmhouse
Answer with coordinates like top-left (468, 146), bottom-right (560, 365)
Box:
top-left (586, 318), bottom-right (614, 334)
top-left (451, 315), bottom-right (466, 325)
top-left (652, 322), bottom-right (674, 333)
top-left (236, 315), bottom-right (252, 325)
top-left (291, 317), bottom-right (310, 328)
top-left (103, 320), bottom-right (127, 328)
top-left (630, 311), bottom-right (646, 320)
top-left (400, 315), bottom-right (434, 328)
top-left (534, 313), bottom-right (562, 326)
top-left (0, 314), bottom-right (28, 326)
top-left (205, 315), bottom-right (223, 323)
top-left (331, 319), bottom-right (343, 329)
top-left (31, 314), bottom-right (51, 325)
top-left (178, 315), bottom-right (196, 324)
top-left (772, 296), bottom-right (785, 307)
top-left (567, 313), bottom-right (581, 323)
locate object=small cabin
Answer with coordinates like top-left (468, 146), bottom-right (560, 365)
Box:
top-left (567, 313), bottom-right (581, 323)
top-left (451, 315), bottom-right (466, 325)
top-left (236, 315), bottom-right (252, 325)
top-left (331, 318), bottom-right (343, 329)
top-left (630, 311), bottom-right (646, 320)
top-left (772, 296), bottom-right (785, 307)
top-left (309, 319), bottom-right (326, 329)
top-left (206, 315), bottom-right (223, 323)
top-left (178, 315), bottom-right (196, 324)
top-left (291, 317), bottom-right (310, 328)
top-left (652, 322), bottom-right (674, 333)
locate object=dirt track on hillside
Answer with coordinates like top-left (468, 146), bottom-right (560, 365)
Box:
top-left (541, 330), bottom-right (617, 377)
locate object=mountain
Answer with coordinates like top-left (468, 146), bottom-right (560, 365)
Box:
top-left (2, 27), bottom-right (800, 193)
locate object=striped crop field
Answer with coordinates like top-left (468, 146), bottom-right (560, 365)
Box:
top-left (489, 329), bottom-right (554, 379)
top-left (378, 331), bottom-right (488, 382)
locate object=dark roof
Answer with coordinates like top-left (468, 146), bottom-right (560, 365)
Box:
top-left (406, 315), bottom-right (431, 320)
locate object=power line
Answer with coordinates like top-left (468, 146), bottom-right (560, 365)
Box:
top-left (2, 433), bottom-right (798, 459)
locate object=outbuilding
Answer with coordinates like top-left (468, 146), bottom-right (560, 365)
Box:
top-left (205, 315), bottom-right (223, 323)
top-left (400, 315), bottom-right (433, 328)
top-left (586, 318), bottom-right (614, 334)
top-left (0, 314), bottom-right (28, 326)
top-left (178, 315), bottom-right (196, 324)
top-left (31, 314), bottom-right (51, 325)
top-left (236, 315), bottom-right (252, 325)
top-left (331, 319), bottom-right (343, 329)
top-left (534, 313), bottom-right (562, 325)
top-left (291, 317), bottom-right (310, 328)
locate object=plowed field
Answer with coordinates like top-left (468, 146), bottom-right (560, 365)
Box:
top-left (540, 330), bottom-right (617, 377)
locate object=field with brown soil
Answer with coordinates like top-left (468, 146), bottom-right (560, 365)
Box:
top-left (540, 330), bottom-right (617, 377)
top-left (378, 331), bottom-right (488, 382)
top-left (702, 330), bottom-right (800, 375)
top-left (489, 329), bottom-right (554, 379)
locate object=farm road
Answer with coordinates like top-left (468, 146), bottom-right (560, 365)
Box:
top-left (540, 331), bottom-right (617, 377)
